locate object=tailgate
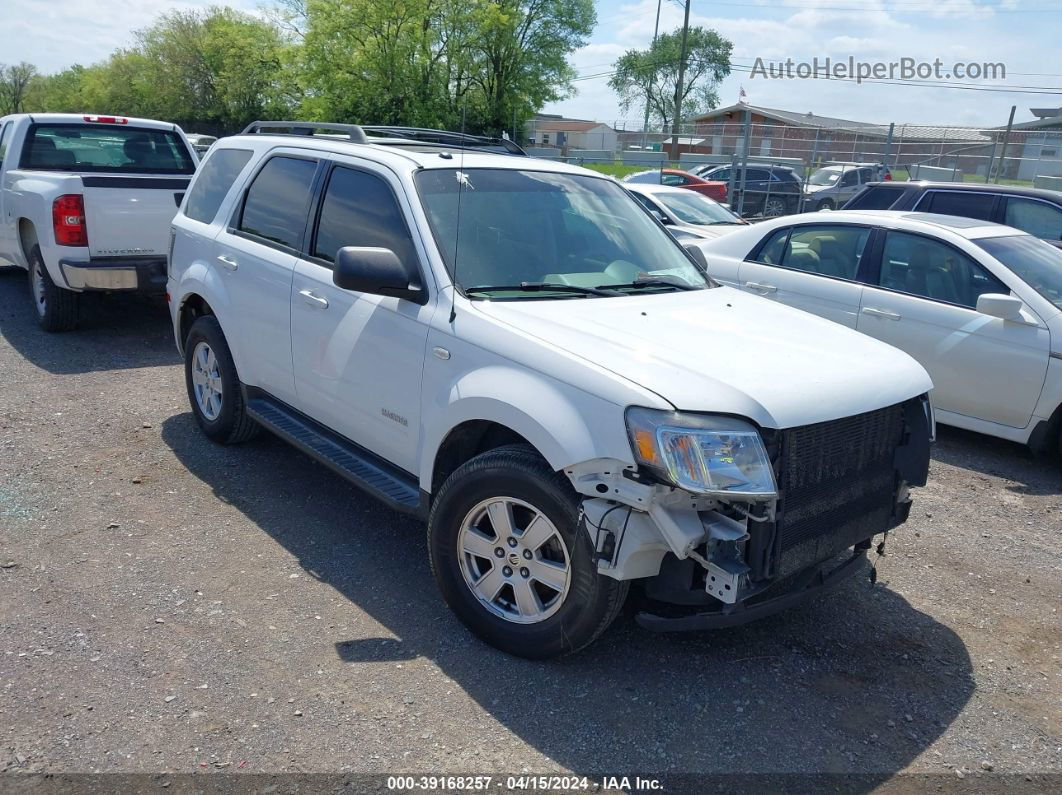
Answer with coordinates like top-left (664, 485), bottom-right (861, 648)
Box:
top-left (81, 175), bottom-right (191, 258)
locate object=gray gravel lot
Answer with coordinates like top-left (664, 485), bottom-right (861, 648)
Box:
top-left (0, 267), bottom-right (1059, 787)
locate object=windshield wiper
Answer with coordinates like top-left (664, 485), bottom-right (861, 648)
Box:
top-left (465, 282), bottom-right (618, 297)
top-left (595, 274), bottom-right (702, 292)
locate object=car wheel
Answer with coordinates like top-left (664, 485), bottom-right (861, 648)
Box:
top-left (428, 445), bottom-right (629, 659)
top-left (28, 247), bottom-right (79, 332)
top-left (183, 315), bottom-right (259, 444)
top-left (763, 197), bottom-right (787, 217)
top-left (816, 198), bottom-right (835, 211)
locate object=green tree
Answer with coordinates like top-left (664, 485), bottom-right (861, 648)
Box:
top-left (0, 62), bottom-right (40, 115)
top-left (608, 27), bottom-right (732, 131)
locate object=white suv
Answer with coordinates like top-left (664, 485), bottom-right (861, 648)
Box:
top-left (167, 121), bottom-right (935, 658)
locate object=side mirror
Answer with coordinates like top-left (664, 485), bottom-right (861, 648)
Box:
top-left (332, 247), bottom-right (426, 304)
top-left (651, 209), bottom-right (671, 225)
top-left (682, 241), bottom-right (709, 269)
top-left (976, 292), bottom-right (1023, 321)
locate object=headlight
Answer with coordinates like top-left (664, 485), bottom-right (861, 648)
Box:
top-left (626, 407), bottom-right (777, 499)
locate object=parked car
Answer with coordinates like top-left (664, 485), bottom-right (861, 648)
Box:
top-left (622, 168), bottom-right (727, 203)
top-left (0, 113), bottom-right (198, 330)
top-left (843, 181), bottom-right (1062, 249)
top-left (805, 164), bottom-right (889, 211)
top-left (167, 120), bottom-right (933, 658)
top-left (186, 133), bottom-right (218, 156)
top-left (691, 164), bottom-right (804, 217)
top-left (625, 183), bottom-right (748, 241)
top-left (694, 209), bottom-right (1062, 452)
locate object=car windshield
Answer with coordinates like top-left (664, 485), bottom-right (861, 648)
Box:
top-left (416, 168), bottom-right (711, 297)
top-left (21, 124), bottom-right (196, 174)
top-left (808, 169), bottom-right (841, 186)
top-left (975, 234), bottom-right (1062, 310)
top-left (657, 191), bottom-right (741, 225)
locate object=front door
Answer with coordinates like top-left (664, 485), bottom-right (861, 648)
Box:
top-left (290, 163), bottom-right (431, 474)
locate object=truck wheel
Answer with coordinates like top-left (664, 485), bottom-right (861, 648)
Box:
top-left (763, 197), bottom-right (787, 217)
top-left (816, 198), bottom-right (835, 211)
top-left (428, 445), bottom-right (628, 658)
top-left (29, 248), bottom-right (79, 332)
top-left (183, 315), bottom-right (259, 444)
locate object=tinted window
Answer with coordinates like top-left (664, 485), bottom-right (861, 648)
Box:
top-left (839, 170), bottom-right (860, 187)
top-left (746, 169), bottom-right (771, 181)
top-left (879, 231), bottom-right (1006, 308)
top-left (313, 167), bottom-right (417, 267)
top-left (846, 185), bottom-right (904, 210)
top-left (21, 124), bottom-right (195, 174)
top-left (661, 174), bottom-right (688, 186)
top-left (711, 168), bottom-right (730, 181)
top-left (976, 234), bottom-right (1062, 310)
top-left (754, 227), bottom-right (790, 264)
top-left (781, 225), bottom-right (870, 279)
top-left (238, 156), bottom-right (317, 249)
top-left (184, 148), bottom-right (252, 224)
top-left (921, 190), bottom-right (995, 221)
top-left (1003, 197), bottom-right (1062, 241)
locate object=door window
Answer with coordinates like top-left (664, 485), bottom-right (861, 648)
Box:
top-left (312, 166), bottom-right (417, 268)
top-left (920, 190), bottom-right (995, 221)
top-left (661, 174), bottom-right (689, 186)
top-left (878, 231), bottom-right (1007, 308)
top-left (183, 148), bottom-right (253, 224)
top-left (751, 227), bottom-right (790, 265)
top-left (839, 170), bottom-right (860, 188)
top-left (780, 225), bottom-right (870, 279)
top-left (237, 156), bottom-right (317, 250)
top-left (0, 122), bottom-right (10, 164)
top-left (1003, 197), bottom-right (1062, 241)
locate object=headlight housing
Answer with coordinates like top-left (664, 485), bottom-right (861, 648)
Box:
top-left (626, 407), bottom-right (777, 499)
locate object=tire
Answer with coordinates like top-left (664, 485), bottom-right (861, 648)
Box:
top-left (816, 198), bottom-right (835, 211)
top-left (763, 197), bottom-right (787, 217)
top-left (428, 445), bottom-right (628, 659)
top-left (183, 315), bottom-right (259, 444)
top-left (28, 247), bottom-right (79, 332)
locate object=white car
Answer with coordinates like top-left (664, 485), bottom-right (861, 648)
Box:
top-left (168, 122), bottom-right (933, 658)
top-left (694, 210), bottom-right (1062, 452)
top-left (0, 113), bottom-right (198, 330)
top-left (624, 183), bottom-right (748, 242)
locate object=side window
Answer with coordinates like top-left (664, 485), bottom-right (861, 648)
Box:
top-left (748, 169), bottom-right (771, 182)
top-left (752, 227), bottom-right (790, 265)
top-left (878, 231), bottom-right (1007, 309)
top-left (312, 166), bottom-right (417, 268)
top-left (0, 122), bottom-right (10, 164)
top-left (839, 170), bottom-right (860, 187)
top-left (713, 168), bottom-right (730, 182)
top-left (238, 156), bottom-right (318, 249)
top-left (921, 190), bottom-right (995, 221)
top-left (661, 174), bottom-right (687, 186)
top-left (1004, 197), bottom-right (1062, 241)
top-left (183, 148), bottom-right (253, 224)
top-left (629, 191), bottom-right (659, 215)
top-left (847, 185), bottom-right (904, 211)
top-left (781, 225), bottom-right (870, 279)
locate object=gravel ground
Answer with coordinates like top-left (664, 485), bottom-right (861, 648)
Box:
top-left (0, 268), bottom-right (1060, 788)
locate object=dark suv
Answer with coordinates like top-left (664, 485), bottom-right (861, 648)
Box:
top-left (843, 181), bottom-right (1062, 248)
top-left (690, 164), bottom-right (803, 217)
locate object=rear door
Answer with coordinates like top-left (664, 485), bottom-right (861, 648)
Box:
top-left (912, 189), bottom-right (998, 223)
top-left (857, 228), bottom-right (1049, 428)
top-left (737, 223), bottom-right (872, 327)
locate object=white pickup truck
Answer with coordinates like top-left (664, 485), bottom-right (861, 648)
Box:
top-left (0, 113), bottom-right (198, 330)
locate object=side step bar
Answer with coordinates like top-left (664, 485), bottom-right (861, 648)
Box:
top-left (245, 393), bottom-right (425, 517)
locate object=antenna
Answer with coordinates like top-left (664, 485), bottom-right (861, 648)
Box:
top-left (449, 104), bottom-right (468, 324)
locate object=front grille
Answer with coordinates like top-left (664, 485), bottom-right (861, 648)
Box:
top-left (767, 403), bottom-right (904, 578)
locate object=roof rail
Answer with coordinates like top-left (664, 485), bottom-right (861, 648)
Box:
top-left (361, 125), bottom-right (527, 156)
top-left (241, 121), bottom-right (368, 144)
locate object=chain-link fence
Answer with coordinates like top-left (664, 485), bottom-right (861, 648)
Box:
top-left (521, 116), bottom-right (1062, 220)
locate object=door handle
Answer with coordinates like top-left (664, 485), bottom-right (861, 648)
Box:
top-left (299, 289), bottom-right (329, 309)
top-left (862, 306), bottom-right (901, 321)
top-left (745, 281), bottom-right (777, 293)
top-left (216, 255), bottom-right (238, 272)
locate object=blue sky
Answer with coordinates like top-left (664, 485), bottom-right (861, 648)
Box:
top-left (2, 0), bottom-right (1059, 129)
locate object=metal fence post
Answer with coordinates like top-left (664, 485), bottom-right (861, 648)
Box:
top-left (883, 123), bottom-right (894, 172)
top-left (995, 105), bottom-right (1016, 184)
top-left (737, 108), bottom-right (752, 216)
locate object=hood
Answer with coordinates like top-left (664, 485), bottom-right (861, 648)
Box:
top-left (473, 287), bottom-right (932, 430)
top-left (804, 184), bottom-right (830, 194)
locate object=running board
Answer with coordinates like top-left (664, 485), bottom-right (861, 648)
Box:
top-left (245, 393), bottom-right (424, 517)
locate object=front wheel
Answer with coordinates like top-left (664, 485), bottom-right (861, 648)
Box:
top-left (816, 198), bottom-right (835, 211)
top-left (428, 445), bottom-right (628, 658)
top-left (29, 248), bottom-right (79, 332)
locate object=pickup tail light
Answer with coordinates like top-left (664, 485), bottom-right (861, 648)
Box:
top-left (884, 172), bottom-right (893, 181)
top-left (53, 194), bottom-right (88, 247)
top-left (83, 115), bottom-right (128, 125)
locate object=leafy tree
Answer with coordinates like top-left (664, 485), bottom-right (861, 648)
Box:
top-left (0, 62), bottom-right (40, 115)
top-left (608, 27), bottom-right (732, 131)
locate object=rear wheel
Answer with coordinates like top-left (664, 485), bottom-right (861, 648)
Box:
top-left (763, 196), bottom-right (787, 217)
top-left (428, 445), bottom-right (628, 658)
top-left (28, 247), bottom-right (79, 332)
top-left (816, 198), bottom-right (835, 211)
top-left (183, 315), bottom-right (259, 444)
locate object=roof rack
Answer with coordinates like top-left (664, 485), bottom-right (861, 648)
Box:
top-left (361, 125), bottom-right (527, 156)
top-left (241, 121), bottom-right (368, 144)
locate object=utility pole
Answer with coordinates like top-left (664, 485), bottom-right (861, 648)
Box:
top-left (669, 0), bottom-right (691, 162)
top-left (640, 0), bottom-right (663, 151)
top-left (994, 105), bottom-right (1016, 184)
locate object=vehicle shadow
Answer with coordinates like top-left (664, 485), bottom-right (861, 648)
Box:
top-left (0, 266), bottom-right (177, 374)
top-left (932, 424), bottom-right (1062, 496)
top-left (162, 412), bottom-right (975, 786)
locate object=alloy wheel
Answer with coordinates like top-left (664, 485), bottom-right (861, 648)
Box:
top-left (190, 341), bottom-right (224, 421)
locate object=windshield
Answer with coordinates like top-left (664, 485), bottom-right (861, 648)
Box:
top-left (416, 168), bottom-right (711, 297)
top-left (975, 234), bottom-right (1062, 310)
top-left (808, 169), bottom-right (841, 186)
top-left (21, 124), bottom-right (195, 174)
top-left (657, 191), bottom-right (741, 225)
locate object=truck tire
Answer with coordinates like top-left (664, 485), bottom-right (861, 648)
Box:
top-left (29, 247), bottom-right (79, 332)
top-left (816, 198), bottom-right (835, 211)
top-left (428, 445), bottom-right (628, 658)
top-left (183, 315), bottom-right (259, 444)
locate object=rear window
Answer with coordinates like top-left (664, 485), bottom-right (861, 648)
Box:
top-left (183, 148), bottom-right (253, 224)
top-left (20, 123), bottom-right (195, 174)
top-left (845, 185), bottom-right (904, 210)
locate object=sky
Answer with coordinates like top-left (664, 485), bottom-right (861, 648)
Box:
top-left (2, 0), bottom-right (1060, 129)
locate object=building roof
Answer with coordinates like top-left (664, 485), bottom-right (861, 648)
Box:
top-left (694, 103), bottom-right (880, 130)
top-left (534, 119), bottom-right (612, 132)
